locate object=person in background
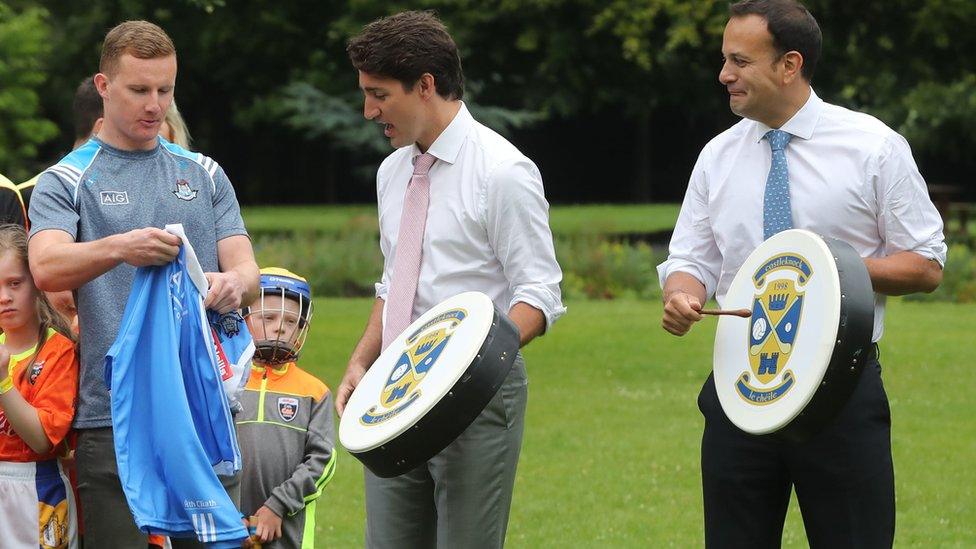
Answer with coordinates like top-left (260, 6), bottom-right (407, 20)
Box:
top-left (160, 100), bottom-right (192, 149)
top-left (18, 75), bottom-right (105, 227)
top-left (0, 223), bottom-right (80, 549)
top-left (0, 173), bottom-right (27, 228)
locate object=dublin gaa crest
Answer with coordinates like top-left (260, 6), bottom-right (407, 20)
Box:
top-left (736, 254), bottom-right (812, 405)
top-left (360, 308), bottom-right (467, 426)
top-left (172, 178), bottom-right (198, 201)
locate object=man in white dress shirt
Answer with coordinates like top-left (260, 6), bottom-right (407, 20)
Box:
top-left (659, 1), bottom-right (946, 546)
top-left (335, 10), bottom-right (565, 548)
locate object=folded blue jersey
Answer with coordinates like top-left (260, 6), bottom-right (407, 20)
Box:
top-left (207, 309), bottom-right (254, 415)
top-left (105, 224), bottom-right (248, 545)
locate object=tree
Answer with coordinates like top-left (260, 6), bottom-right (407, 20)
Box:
top-left (807, 0), bottom-right (976, 185)
top-left (25, 0), bottom-right (976, 202)
top-left (0, 2), bottom-right (58, 181)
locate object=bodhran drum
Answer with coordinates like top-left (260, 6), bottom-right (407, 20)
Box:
top-left (713, 229), bottom-right (874, 443)
top-left (339, 291), bottom-right (520, 478)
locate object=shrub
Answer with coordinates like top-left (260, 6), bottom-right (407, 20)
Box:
top-left (252, 231), bottom-right (383, 297)
top-left (904, 239), bottom-right (976, 303)
top-left (251, 230), bottom-right (668, 301)
top-left (250, 226), bottom-right (974, 304)
top-left (555, 235), bottom-right (663, 300)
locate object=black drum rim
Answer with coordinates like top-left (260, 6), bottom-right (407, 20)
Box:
top-left (350, 307), bottom-right (520, 478)
top-left (775, 235), bottom-right (875, 443)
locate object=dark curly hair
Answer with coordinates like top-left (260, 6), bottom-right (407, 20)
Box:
top-left (347, 10), bottom-right (464, 100)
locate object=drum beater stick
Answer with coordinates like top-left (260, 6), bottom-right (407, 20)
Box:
top-left (700, 308), bottom-right (752, 318)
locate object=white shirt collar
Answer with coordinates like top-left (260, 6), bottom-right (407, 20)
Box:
top-left (410, 101), bottom-right (473, 166)
top-left (752, 88), bottom-right (823, 143)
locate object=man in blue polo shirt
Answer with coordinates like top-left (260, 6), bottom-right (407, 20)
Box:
top-left (28, 20), bottom-right (259, 548)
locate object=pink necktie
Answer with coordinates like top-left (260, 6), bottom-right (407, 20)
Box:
top-left (383, 153), bottom-right (437, 350)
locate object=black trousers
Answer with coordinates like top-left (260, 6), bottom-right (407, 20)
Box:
top-left (698, 354), bottom-right (894, 548)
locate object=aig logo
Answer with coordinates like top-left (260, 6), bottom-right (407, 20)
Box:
top-left (100, 191), bottom-right (129, 206)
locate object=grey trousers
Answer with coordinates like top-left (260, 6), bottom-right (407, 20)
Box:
top-left (76, 427), bottom-right (241, 549)
top-left (76, 428), bottom-right (146, 547)
top-left (364, 356), bottom-right (528, 549)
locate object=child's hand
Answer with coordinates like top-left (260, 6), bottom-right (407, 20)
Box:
top-left (252, 506), bottom-right (282, 543)
top-left (0, 344), bottom-right (11, 380)
top-left (59, 449), bottom-right (76, 472)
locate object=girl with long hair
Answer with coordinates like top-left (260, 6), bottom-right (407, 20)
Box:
top-left (0, 223), bottom-right (79, 549)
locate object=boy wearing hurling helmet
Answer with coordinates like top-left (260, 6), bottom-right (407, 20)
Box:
top-left (237, 268), bottom-right (336, 548)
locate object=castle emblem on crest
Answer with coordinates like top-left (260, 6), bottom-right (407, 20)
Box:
top-left (173, 178), bottom-right (198, 201)
top-left (215, 312), bottom-right (242, 337)
top-left (735, 254), bottom-right (813, 405)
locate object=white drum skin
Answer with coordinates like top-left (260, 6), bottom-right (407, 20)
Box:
top-left (712, 229), bottom-right (872, 437)
top-left (339, 291), bottom-right (520, 477)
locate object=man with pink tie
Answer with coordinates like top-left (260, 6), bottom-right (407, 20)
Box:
top-left (334, 10), bottom-right (565, 549)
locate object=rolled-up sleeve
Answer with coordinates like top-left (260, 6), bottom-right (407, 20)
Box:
top-left (374, 219), bottom-right (391, 300)
top-left (875, 135), bottom-right (948, 266)
top-left (374, 160), bottom-right (393, 301)
top-left (374, 273), bottom-right (390, 301)
top-left (656, 150), bottom-right (723, 298)
top-left (484, 158), bottom-right (566, 331)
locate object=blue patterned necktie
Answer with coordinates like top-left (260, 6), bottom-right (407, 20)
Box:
top-left (762, 129), bottom-right (793, 240)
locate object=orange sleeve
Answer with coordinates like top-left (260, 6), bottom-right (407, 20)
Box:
top-left (30, 335), bottom-right (79, 448)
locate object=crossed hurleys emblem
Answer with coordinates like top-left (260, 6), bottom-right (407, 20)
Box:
top-left (735, 254), bottom-right (812, 405)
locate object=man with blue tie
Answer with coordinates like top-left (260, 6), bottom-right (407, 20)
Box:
top-left (659, 1), bottom-right (946, 547)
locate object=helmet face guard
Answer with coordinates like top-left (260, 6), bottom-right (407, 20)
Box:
top-left (243, 270), bottom-right (313, 365)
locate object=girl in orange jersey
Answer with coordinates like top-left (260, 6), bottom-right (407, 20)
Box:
top-left (0, 224), bottom-right (79, 549)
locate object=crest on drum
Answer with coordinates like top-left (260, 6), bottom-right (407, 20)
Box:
top-left (340, 291), bottom-right (520, 477)
top-left (737, 253), bottom-right (813, 405)
top-left (360, 308), bottom-right (468, 426)
top-left (713, 230), bottom-right (873, 439)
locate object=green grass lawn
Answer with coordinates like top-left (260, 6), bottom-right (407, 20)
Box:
top-left (299, 299), bottom-right (975, 547)
top-left (242, 204), bottom-right (681, 236)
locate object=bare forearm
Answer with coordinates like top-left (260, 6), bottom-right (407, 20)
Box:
top-left (30, 227), bottom-right (181, 293)
top-left (214, 235), bottom-right (260, 308)
top-left (864, 252), bottom-right (943, 296)
top-left (335, 298), bottom-right (386, 416)
top-left (509, 302), bottom-right (546, 347)
top-left (662, 271), bottom-right (707, 305)
top-left (0, 392), bottom-right (52, 454)
top-left (30, 236), bottom-right (124, 291)
top-left (349, 298), bottom-right (385, 370)
top-left (228, 260), bottom-right (260, 307)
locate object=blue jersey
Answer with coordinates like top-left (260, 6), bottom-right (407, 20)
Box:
top-left (105, 226), bottom-right (248, 545)
top-left (208, 309), bottom-right (254, 414)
